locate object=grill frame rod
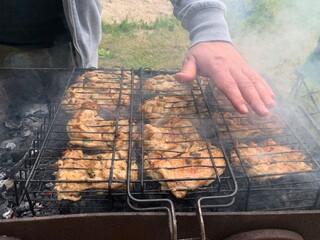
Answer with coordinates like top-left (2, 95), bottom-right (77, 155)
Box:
top-left (12, 68), bottom-right (320, 240)
top-left (289, 71), bottom-right (320, 142)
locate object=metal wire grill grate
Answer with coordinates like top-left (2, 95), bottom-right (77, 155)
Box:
top-left (15, 69), bottom-right (237, 217)
top-left (127, 71), bottom-right (237, 213)
top-left (206, 80), bottom-right (320, 212)
top-left (289, 72), bottom-right (320, 143)
top-left (14, 68), bottom-right (320, 217)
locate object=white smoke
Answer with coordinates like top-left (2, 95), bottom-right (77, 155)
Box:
top-left (225, 0), bottom-right (320, 94)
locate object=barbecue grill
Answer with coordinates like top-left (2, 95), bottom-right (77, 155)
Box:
top-left (0, 68), bottom-right (320, 239)
top-left (1, 67), bottom-right (320, 240)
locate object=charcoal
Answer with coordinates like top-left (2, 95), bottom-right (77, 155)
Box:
top-left (0, 149), bottom-right (12, 164)
top-left (0, 140), bottom-right (16, 150)
top-left (15, 202), bottom-right (30, 216)
top-left (0, 138), bottom-right (27, 163)
top-left (0, 172), bottom-right (6, 180)
top-left (22, 103), bottom-right (49, 118)
top-left (0, 204), bottom-right (13, 219)
top-left (4, 119), bottom-right (22, 131)
top-left (45, 182), bottom-right (54, 188)
top-left (0, 179), bottom-right (13, 191)
top-left (21, 129), bottom-right (32, 137)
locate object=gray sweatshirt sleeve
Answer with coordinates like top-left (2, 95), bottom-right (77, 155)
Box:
top-left (63, 0), bottom-right (102, 68)
top-left (170, 0), bottom-right (232, 47)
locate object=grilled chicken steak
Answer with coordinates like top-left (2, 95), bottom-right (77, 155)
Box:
top-left (231, 139), bottom-right (312, 179)
top-left (215, 111), bottom-right (285, 140)
top-left (145, 148), bottom-right (225, 198)
top-left (54, 149), bottom-right (137, 201)
top-left (62, 70), bottom-right (131, 114)
top-left (143, 74), bottom-right (190, 95)
top-left (143, 117), bottom-right (207, 157)
top-left (141, 95), bottom-right (198, 126)
top-left (67, 108), bottom-right (133, 152)
top-left (143, 117), bottom-right (226, 198)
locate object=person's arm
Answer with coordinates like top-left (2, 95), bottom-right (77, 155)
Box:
top-left (171, 0), bottom-right (275, 116)
top-left (63, 0), bottom-right (102, 68)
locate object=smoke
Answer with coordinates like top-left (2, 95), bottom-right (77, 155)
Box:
top-left (224, 0), bottom-right (320, 94)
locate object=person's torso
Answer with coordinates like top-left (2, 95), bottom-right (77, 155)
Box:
top-left (0, 0), bottom-right (70, 48)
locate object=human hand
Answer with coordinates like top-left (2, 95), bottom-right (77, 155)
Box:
top-left (175, 42), bottom-right (275, 117)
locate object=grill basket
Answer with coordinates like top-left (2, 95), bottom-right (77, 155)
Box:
top-left (13, 68), bottom-right (320, 240)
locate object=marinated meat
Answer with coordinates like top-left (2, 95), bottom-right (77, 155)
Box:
top-left (231, 139), bottom-right (312, 178)
top-left (75, 69), bottom-right (132, 84)
top-left (62, 82), bottom-right (130, 113)
top-left (141, 95), bottom-right (197, 125)
top-left (67, 109), bottom-right (133, 152)
top-left (54, 149), bottom-right (138, 201)
top-left (208, 84), bottom-right (285, 140)
top-left (143, 117), bottom-right (226, 198)
top-left (62, 70), bottom-right (131, 114)
top-left (143, 74), bottom-right (189, 95)
top-left (145, 147), bottom-right (226, 198)
top-left (143, 117), bottom-right (206, 157)
top-left (214, 112), bottom-right (285, 140)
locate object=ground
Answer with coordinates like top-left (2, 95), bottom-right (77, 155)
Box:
top-left (101, 0), bottom-right (173, 23)
top-left (98, 0), bottom-right (187, 70)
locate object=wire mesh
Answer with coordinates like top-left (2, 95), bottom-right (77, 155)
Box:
top-left (205, 80), bottom-right (320, 212)
top-left (15, 69), bottom-right (236, 217)
top-left (15, 68), bottom-right (320, 217)
top-left (127, 70), bottom-right (237, 213)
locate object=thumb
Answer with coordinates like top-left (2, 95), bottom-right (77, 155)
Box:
top-left (175, 55), bottom-right (197, 84)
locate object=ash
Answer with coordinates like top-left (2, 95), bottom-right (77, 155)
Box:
top-left (0, 69), bottom-right (68, 219)
top-left (0, 103), bottom-right (49, 170)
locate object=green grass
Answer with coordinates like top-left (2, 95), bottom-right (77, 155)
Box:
top-left (98, 17), bottom-right (189, 69)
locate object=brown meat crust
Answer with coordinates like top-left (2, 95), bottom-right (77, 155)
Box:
top-left (143, 117), bottom-right (226, 198)
top-left (143, 117), bottom-right (206, 157)
top-left (145, 147), bottom-right (225, 198)
top-left (214, 111), bottom-right (285, 140)
top-left (62, 70), bottom-right (132, 114)
top-left (141, 95), bottom-right (198, 126)
top-left (143, 74), bottom-right (190, 95)
top-left (54, 149), bottom-right (138, 201)
top-left (67, 109), bottom-right (134, 152)
top-left (75, 69), bottom-right (132, 84)
top-left (231, 139), bottom-right (312, 179)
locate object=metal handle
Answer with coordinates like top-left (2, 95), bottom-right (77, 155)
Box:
top-left (126, 197), bottom-right (177, 240)
top-left (196, 197), bottom-right (236, 240)
top-left (224, 229), bottom-right (304, 240)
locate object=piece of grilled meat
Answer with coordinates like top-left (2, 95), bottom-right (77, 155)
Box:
top-left (67, 108), bottom-right (133, 152)
top-left (143, 74), bottom-right (190, 95)
top-left (214, 111), bottom-right (285, 140)
top-left (62, 70), bottom-right (131, 114)
top-left (145, 148), bottom-right (225, 198)
top-left (143, 117), bottom-right (226, 198)
top-left (231, 139), bottom-right (312, 179)
top-left (54, 149), bottom-right (138, 201)
top-left (141, 95), bottom-right (198, 126)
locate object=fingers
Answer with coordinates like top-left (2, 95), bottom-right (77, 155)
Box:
top-left (175, 55), bottom-right (197, 84)
top-left (230, 68), bottom-right (270, 116)
top-left (213, 70), bottom-right (249, 114)
top-left (242, 69), bottom-right (276, 108)
top-left (213, 67), bottom-right (275, 117)
top-left (176, 42), bottom-right (276, 117)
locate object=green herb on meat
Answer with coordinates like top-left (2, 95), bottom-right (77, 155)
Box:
top-left (107, 143), bottom-right (114, 149)
top-left (190, 152), bottom-right (201, 158)
top-left (86, 169), bottom-right (96, 178)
